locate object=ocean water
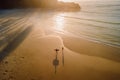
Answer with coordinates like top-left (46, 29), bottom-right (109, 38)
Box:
top-left (56, 0), bottom-right (120, 47)
top-left (0, 0), bottom-right (120, 48)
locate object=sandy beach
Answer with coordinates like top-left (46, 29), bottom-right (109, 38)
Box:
top-left (0, 25), bottom-right (120, 80)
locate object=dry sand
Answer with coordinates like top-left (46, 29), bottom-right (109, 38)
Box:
top-left (0, 26), bottom-right (120, 80)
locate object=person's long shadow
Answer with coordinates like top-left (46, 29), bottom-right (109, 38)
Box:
top-left (0, 25), bottom-right (33, 62)
top-left (53, 49), bottom-right (59, 74)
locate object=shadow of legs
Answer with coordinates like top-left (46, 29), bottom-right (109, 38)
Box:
top-left (0, 26), bottom-right (33, 61)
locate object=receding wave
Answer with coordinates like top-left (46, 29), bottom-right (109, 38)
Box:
top-left (61, 16), bottom-right (120, 25)
top-left (96, 4), bottom-right (120, 7)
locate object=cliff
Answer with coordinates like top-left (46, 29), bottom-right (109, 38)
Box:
top-left (0, 0), bottom-right (80, 11)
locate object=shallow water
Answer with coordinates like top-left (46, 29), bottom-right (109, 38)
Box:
top-left (55, 0), bottom-right (120, 47)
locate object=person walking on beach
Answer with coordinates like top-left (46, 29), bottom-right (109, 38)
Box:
top-left (62, 47), bottom-right (64, 66)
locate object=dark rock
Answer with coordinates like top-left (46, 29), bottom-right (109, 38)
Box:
top-left (57, 2), bottom-right (81, 11)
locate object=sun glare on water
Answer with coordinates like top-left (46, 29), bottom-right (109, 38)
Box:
top-left (58, 0), bottom-right (73, 2)
top-left (53, 14), bottom-right (66, 31)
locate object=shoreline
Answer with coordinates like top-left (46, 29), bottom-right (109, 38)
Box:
top-left (0, 9), bottom-right (120, 80)
top-left (60, 34), bottom-right (120, 62)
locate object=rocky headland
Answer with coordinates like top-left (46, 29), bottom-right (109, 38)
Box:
top-left (0, 0), bottom-right (81, 11)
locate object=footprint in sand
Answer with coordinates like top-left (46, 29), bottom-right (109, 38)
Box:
top-left (21, 57), bottom-right (24, 59)
top-left (3, 70), bottom-right (8, 75)
top-left (2, 79), bottom-right (7, 80)
top-left (3, 72), bottom-right (6, 75)
top-left (5, 70), bottom-right (8, 72)
top-left (4, 61), bottom-right (8, 64)
top-left (9, 76), bottom-right (14, 79)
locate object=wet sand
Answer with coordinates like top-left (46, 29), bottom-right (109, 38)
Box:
top-left (61, 35), bottom-right (120, 62)
top-left (0, 26), bottom-right (120, 80)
